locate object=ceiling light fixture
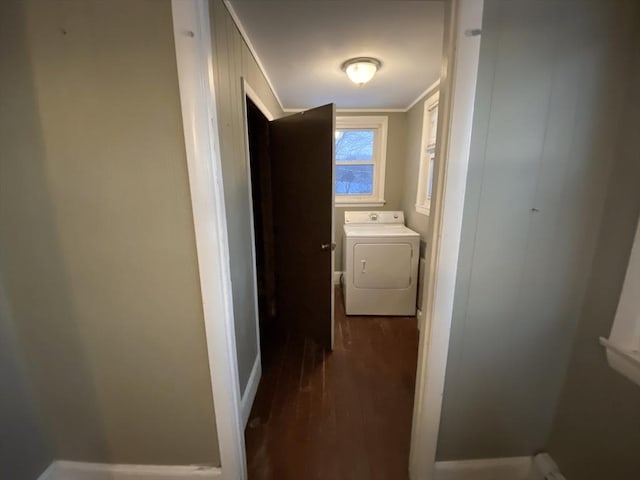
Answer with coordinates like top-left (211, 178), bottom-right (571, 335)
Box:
top-left (341, 57), bottom-right (381, 86)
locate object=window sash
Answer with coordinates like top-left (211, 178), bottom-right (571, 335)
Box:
top-left (335, 117), bottom-right (387, 204)
top-left (415, 93), bottom-right (439, 215)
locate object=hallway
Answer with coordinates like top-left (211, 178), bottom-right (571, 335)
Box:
top-left (245, 288), bottom-right (419, 480)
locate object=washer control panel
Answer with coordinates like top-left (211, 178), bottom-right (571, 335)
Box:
top-left (344, 211), bottom-right (404, 224)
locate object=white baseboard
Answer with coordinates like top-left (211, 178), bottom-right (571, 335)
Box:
top-left (434, 456), bottom-right (535, 480)
top-left (38, 463), bottom-right (57, 480)
top-left (532, 453), bottom-right (565, 480)
top-left (41, 461), bottom-right (221, 480)
top-left (241, 354), bottom-right (262, 427)
top-left (333, 271), bottom-right (343, 285)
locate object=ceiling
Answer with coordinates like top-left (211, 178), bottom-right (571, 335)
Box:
top-left (227, 1), bottom-right (444, 110)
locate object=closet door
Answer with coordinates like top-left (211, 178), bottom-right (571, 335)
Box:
top-left (269, 104), bottom-right (335, 349)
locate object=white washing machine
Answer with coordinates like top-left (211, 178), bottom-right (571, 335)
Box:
top-left (342, 211), bottom-right (420, 316)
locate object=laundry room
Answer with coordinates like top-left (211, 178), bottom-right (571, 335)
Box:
top-left (333, 96), bottom-right (440, 322)
top-left (209, 1), bottom-right (446, 477)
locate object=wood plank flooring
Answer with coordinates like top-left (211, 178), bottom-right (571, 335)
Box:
top-left (245, 288), bottom-right (419, 480)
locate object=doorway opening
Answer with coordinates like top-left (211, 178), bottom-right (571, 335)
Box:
top-left (240, 3), bottom-right (436, 475)
top-left (172, 1), bottom-right (484, 478)
top-left (244, 92), bottom-right (354, 477)
top-left (243, 100), bottom-right (423, 480)
top-left (245, 97), bottom-right (278, 354)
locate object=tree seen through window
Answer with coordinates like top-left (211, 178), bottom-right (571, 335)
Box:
top-left (335, 130), bottom-right (374, 194)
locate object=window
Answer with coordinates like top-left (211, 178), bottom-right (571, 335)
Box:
top-left (335, 116), bottom-right (388, 206)
top-left (600, 213), bottom-right (640, 387)
top-left (415, 92), bottom-right (439, 216)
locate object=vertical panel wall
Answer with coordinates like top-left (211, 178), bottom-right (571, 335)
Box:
top-left (548, 11), bottom-right (640, 479)
top-left (437, 0), bottom-right (638, 460)
top-left (0, 0), bottom-right (219, 466)
top-left (209, 0), bottom-right (284, 393)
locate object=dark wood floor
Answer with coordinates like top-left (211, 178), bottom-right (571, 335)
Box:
top-left (245, 287), bottom-right (419, 480)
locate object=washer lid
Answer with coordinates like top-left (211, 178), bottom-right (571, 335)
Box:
top-left (343, 223), bottom-right (420, 238)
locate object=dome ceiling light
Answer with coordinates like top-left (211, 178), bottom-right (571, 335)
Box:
top-left (341, 57), bottom-right (381, 86)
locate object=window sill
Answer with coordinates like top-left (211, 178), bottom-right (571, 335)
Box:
top-left (335, 199), bottom-right (386, 208)
top-left (415, 203), bottom-right (430, 216)
top-left (599, 337), bottom-right (640, 387)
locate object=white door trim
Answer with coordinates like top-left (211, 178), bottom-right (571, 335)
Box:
top-left (238, 77), bottom-right (268, 408)
top-left (409, 1), bottom-right (484, 479)
top-left (238, 76), bottom-right (283, 416)
top-left (240, 354), bottom-right (262, 428)
top-left (172, 2), bottom-right (246, 479)
top-left (243, 78), bottom-right (276, 121)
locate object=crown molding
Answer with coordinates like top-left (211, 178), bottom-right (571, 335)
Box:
top-left (336, 108), bottom-right (407, 113)
top-left (283, 108), bottom-right (407, 114)
top-left (223, 1), bottom-right (440, 114)
top-left (223, 0), bottom-right (285, 112)
top-left (405, 78), bottom-right (441, 111)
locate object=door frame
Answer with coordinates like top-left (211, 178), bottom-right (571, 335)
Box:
top-left (237, 77), bottom-right (274, 427)
top-left (171, 0), bottom-right (483, 479)
top-left (409, 1), bottom-right (484, 479)
top-left (172, 1), bottom-right (246, 478)
top-left (243, 78), bottom-right (276, 122)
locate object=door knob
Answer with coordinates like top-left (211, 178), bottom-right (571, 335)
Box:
top-left (321, 243), bottom-right (336, 251)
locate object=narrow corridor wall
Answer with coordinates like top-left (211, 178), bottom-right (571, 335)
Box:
top-left (0, 276), bottom-right (52, 480)
top-left (0, 0), bottom-right (219, 466)
top-left (437, 0), bottom-right (639, 460)
top-left (548, 10), bottom-right (640, 479)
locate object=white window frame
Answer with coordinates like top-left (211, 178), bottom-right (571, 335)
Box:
top-left (415, 92), bottom-right (440, 216)
top-left (600, 212), bottom-right (640, 387)
top-left (334, 115), bottom-right (388, 207)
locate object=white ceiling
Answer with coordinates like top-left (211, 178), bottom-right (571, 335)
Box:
top-left (227, 1), bottom-right (444, 110)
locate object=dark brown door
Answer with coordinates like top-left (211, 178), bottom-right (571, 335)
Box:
top-left (269, 104), bottom-right (335, 349)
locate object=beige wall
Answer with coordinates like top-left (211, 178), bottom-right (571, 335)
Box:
top-left (334, 112), bottom-right (408, 271)
top-left (437, 0), bottom-right (638, 460)
top-left (0, 276), bottom-right (52, 480)
top-left (209, 0), bottom-right (284, 394)
top-left (548, 10), bottom-right (640, 479)
top-left (0, 0), bottom-right (219, 466)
